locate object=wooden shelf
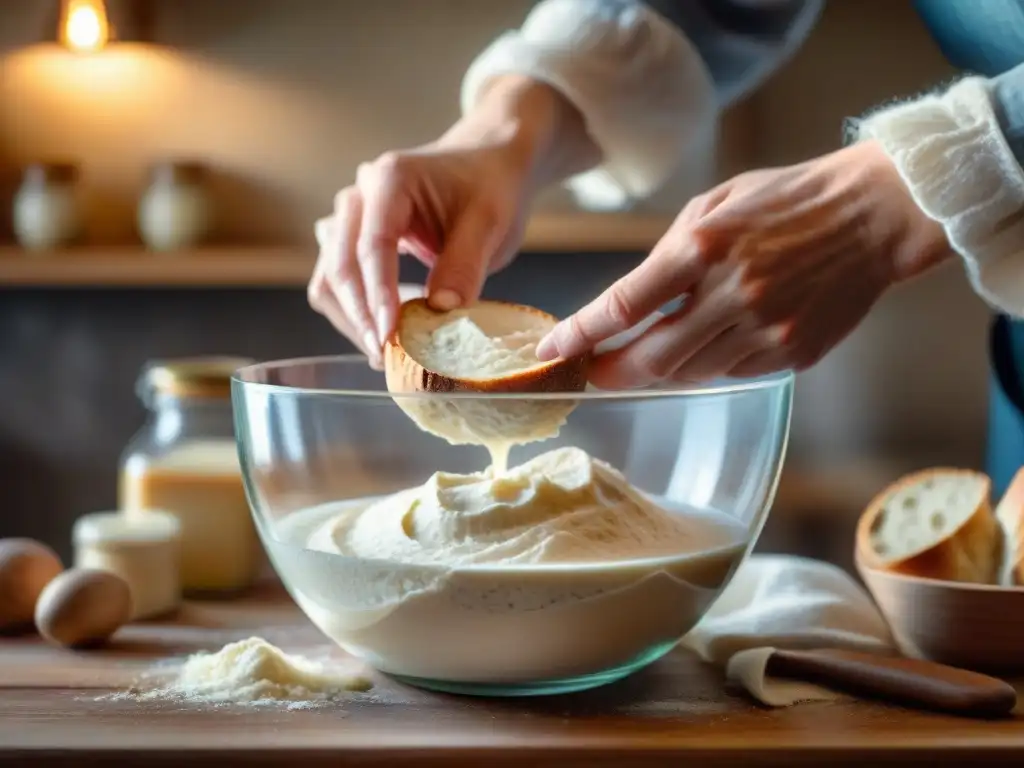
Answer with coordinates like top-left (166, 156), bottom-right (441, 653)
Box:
top-left (0, 247), bottom-right (309, 288)
top-left (0, 213), bottom-right (672, 288)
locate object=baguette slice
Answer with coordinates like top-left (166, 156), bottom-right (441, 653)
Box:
top-left (855, 468), bottom-right (1001, 584)
top-left (384, 299), bottom-right (588, 394)
top-left (995, 467), bottom-right (1024, 586)
top-left (383, 299), bottom-right (589, 450)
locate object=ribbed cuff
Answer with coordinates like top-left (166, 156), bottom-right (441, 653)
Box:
top-left (460, 0), bottom-right (717, 210)
top-left (850, 77), bottom-right (1024, 318)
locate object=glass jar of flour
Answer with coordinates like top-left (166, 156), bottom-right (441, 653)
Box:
top-left (119, 356), bottom-right (261, 596)
top-left (137, 161), bottom-right (213, 251)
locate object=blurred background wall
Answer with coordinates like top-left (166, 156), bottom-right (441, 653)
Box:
top-left (0, 0), bottom-right (980, 570)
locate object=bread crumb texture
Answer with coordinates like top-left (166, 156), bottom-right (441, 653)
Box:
top-left (406, 308), bottom-right (550, 379)
top-left (870, 474), bottom-right (986, 561)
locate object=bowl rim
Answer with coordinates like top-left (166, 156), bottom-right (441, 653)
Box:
top-left (855, 556), bottom-right (1024, 594)
top-left (233, 354), bottom-right (795, 401)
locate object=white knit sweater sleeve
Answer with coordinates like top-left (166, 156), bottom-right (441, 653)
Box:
top-left (460, 0), bottom-right (718, 211)
top-left (852, 77), bottom-right (1024, 318)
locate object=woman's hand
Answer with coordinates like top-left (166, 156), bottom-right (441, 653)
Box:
top-left (309, 75), bottom-right (596, 369)
top-left (537, 140), bottom-right (954, 388)
top-left (309, 133), bottom-right (532, 370)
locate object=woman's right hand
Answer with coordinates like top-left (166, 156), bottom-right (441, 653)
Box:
top-left (309, 75), bottom-right (596, 369)
top-left (310, 137), bottom-right (531, 369)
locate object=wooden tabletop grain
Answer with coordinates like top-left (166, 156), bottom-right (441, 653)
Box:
top-left (1, 584), bottom-right (1021, 767)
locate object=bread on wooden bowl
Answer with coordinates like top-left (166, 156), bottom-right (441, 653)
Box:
top-left (855, 468), bottom-right (1000, 584)
top-left (383, 299), bottom-right (590, 452)
top-left (855, 467), bottom-right (1024, 675)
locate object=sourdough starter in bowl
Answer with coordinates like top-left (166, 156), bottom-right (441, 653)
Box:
top-left (262, 447), bottom-right (747, 684)
top-left (258, 313), bottom-right (756, 689)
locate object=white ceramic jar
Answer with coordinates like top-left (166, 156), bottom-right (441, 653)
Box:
top-left (73, 510), bottom-right (182, 621)
top-left (137, 161), bottom-right (212, 252)
top-left (13, 162), bottom-right (82, 252)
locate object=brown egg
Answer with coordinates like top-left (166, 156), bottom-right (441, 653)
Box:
top-left (34, 568), bottom-right (132, 649)
top-left (0, 538), bottom-right (63, 634)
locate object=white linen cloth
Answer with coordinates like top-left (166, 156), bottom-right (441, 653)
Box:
top-left (680, 554), bottom-right (896, 706)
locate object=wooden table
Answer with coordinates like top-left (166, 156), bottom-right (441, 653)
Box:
top-left (1, 585), bottom-right (1022, 767)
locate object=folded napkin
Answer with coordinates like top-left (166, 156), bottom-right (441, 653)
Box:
top-left (680, 554), bottom-right (896, 706)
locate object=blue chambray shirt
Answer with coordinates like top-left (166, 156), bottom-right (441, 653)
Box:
top-left (912, 0), bottom-right (1024, 493)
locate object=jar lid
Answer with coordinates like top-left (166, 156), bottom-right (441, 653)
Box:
top-left (73, 510), bottom-right (181, 546)
top-left (142, 356), bottom-right (254, 400)
top-left (23, 162), bottom-right (79, 185)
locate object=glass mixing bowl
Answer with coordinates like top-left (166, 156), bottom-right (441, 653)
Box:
top-left (232, 356), bottom-right (793, 697)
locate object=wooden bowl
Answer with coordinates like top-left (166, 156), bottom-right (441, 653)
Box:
top-left (857, 558), bottom-right (1024, 675)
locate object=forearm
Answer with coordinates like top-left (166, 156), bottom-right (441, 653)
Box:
top-left (457, 0), bottom-right (823, 211)
top-left (460, 0), bottom-right (718, 209)
top-left (441, 74), bottom-right (599, 193)
top-left (849, 69), bottom-right (1024, 318)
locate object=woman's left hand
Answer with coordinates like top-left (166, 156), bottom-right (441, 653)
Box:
top-left (536, 140), bottom-right (953, 388)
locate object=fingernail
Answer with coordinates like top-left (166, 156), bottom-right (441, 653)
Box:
top-left (363, 330), bottom-right (380, 358)
top-left (376, 307), bottom-right (392, 345)
top-left (429, 289), bottom-right (461, 311)
top-left (535, 333), bottom-right (559, 361)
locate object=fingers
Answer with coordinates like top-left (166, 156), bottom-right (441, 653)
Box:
top-left (357, 158), bottom-right (408, 344)
top-left (318, 291), bottom-right (385, 370)
top-left (535, 188), bottom-right (735, 363)
top-left (536, 230), bottom-right (707, 363)
top-left (726, 347), bottom-right (794, 380)
top-left (670, 324), bottom-right (782, 383)
top-left (586, 291), bottom-right (736, 389)
top-left (726, 320), bottom-right (828, 379)
top-left (308, 188), bottom-right (383, 368)
top-left (426, 204), bottom-right (503, 311)
top-left (309, 268), bottom-right (380, 365)
top-left (589, 315), bottom-right (790, 388)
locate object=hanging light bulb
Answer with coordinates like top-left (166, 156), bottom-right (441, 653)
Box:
top-left (59, 0), bottom-right (112, 53)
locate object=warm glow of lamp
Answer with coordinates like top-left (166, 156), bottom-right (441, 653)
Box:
top-left (59, 0), bottom-right (111, 53)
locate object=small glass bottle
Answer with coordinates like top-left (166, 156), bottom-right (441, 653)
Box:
top-left (137, 160), bottom-right (213, 252)
top-left (13, 162), bottom-right (82, 251)
top-left (119, 356), bottom-right (260, 597)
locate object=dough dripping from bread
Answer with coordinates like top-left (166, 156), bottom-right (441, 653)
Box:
top-left (387, 302), bottom-right (586, 473)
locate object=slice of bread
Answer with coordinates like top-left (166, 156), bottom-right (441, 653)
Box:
top-left (383, 299), bottom-right (589, 451)
top-left (384, 298), bottom-right (588, 394)
top-left (995, 467), bottom-right (1024, 586)
top-left (855, 468), bottom-right (1001, 584)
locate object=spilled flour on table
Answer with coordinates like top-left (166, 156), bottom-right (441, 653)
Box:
top-left (96, 636), bottom-right (372, 710)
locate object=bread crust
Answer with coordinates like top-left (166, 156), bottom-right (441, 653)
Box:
top-left (384, 298), bottom-right (590, 394)
top-left (855, 468), bottom-right (1000, 584)
top-left (995, 467), bottom-right (1024, 586)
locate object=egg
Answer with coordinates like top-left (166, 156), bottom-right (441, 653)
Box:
top-left (0, 538), bottom-right (63, 633)
top-left (35, 568), bottom-right (132, 649)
